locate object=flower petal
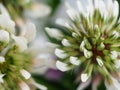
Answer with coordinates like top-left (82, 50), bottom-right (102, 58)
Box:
top-left (24, 22), bottom-right (36, 42)
top-left (81, 73), bottom-right (89, 82)
top-left (45, 27), bottom-right (63, 40)
top-left (69, 56), bottom-right (80, 65)
top-left (113, 0), bottom-right (119, 17)
top-left (61, 39), bottom-right (71, 46)
top-left (76, 0), bottom-right (84, 14)
top-left (83, 49), bottom-right (93, 58)
top-left (96, 57), bottom-right (104, 67)
top-left (55, 48), bottom-right (67, 59)
top-left (20, 69), bottom-right (31, 79)
top-left (56, 61), bottom-right (70, 72)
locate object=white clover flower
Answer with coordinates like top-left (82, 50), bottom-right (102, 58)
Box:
top-left (0, 3), bottom-right (32, 90)
top-left (0, 2), bottom-right (46, 90)
top-left (46, 0), bottom-right (120, 89)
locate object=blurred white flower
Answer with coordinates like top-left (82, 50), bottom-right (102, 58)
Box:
top-left (0, 1), bottom-right (49, 90)
top-left (24, 2), bottom-right (51, 19)
top-left (77, 78), bottom-right (91, 90)
top-left (19, 22), bottom-right (36, 42)
top-left (0, 3), bottom-right (10, 18)
top-left (24, 22), bottom-right (36, 42)
top-left (27, 37), bottom-right (56, 74)
top-left (0, 14), bottom-right (15, 34)
top-left (0, 4), bottom-right (15, 33)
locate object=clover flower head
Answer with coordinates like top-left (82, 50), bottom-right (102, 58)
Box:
top-left (0, 3), bottom-right (46, 90)
top-left (46, 0), bottom-right (120, 89)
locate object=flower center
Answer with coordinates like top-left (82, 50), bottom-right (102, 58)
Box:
top-left (92, 46), bottom-right (104, 63)
top-left (91, 44), bottom-right (110, 64)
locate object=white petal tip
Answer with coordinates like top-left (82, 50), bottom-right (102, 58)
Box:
top-left (56, 61), bottom-right (70, 72)
top-left (70, 56), bottom-right (80, 65)
top-left (0, 56), bottom-right (5, 63)
top-left (96, 57), bottom-right (103, 67)
top-left (20, 69), bottom-right (31, 79)
top-left (55, 48), bottom-right (67, 59)
top-left (61, 39), bottom-right (71, 46)
top-left (81, 73), bottom-right (89, 82)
